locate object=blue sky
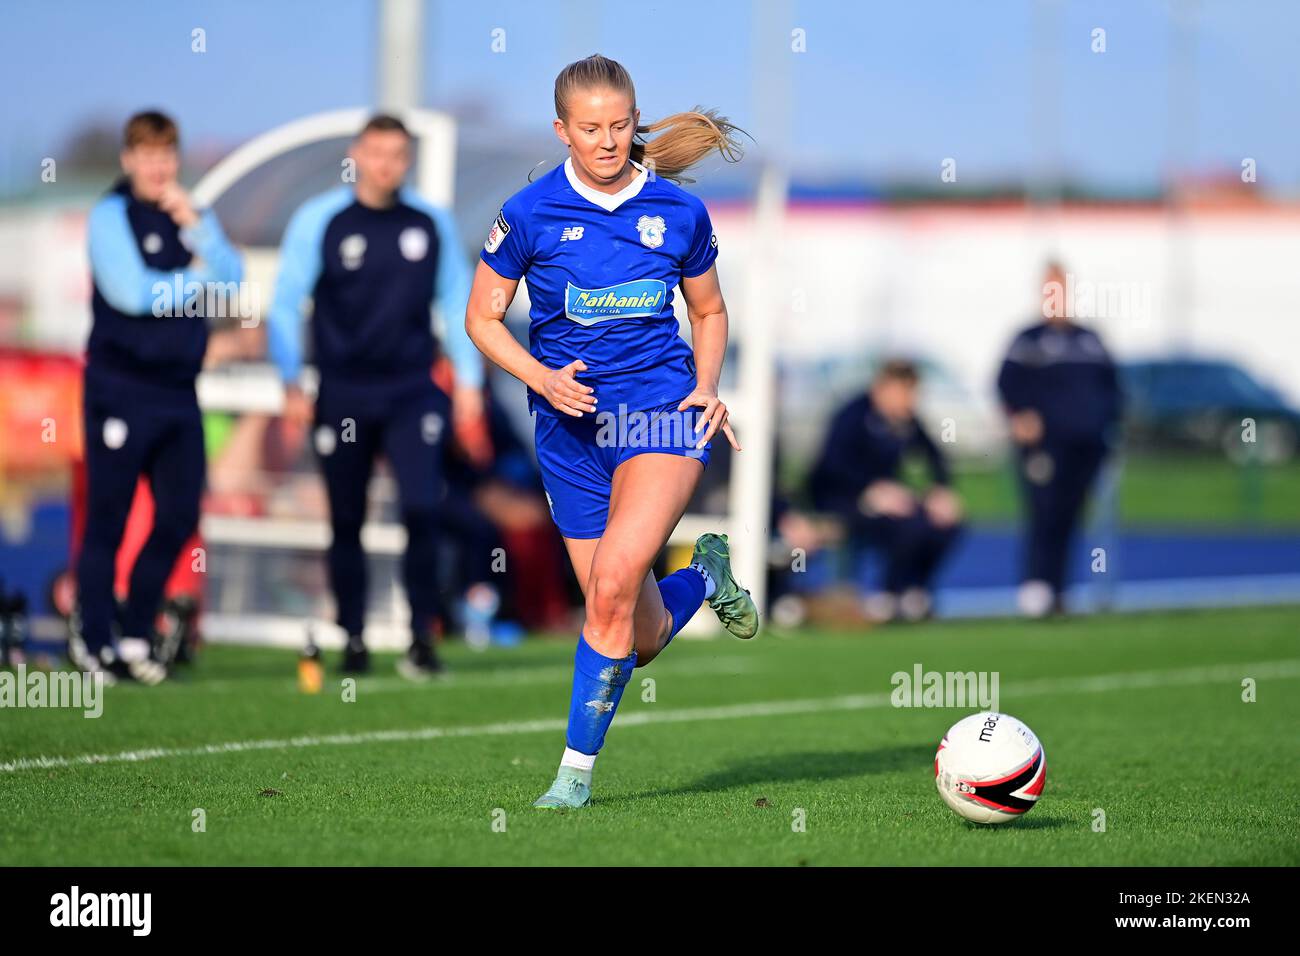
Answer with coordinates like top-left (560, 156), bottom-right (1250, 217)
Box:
top-left (2, 0), bottom-right (1297, 195)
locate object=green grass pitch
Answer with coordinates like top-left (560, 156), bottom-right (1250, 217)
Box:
top-left (2, 605), bottom-right (1297, 866)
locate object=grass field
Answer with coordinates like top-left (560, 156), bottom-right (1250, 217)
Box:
top-left (902, 453), bottom-right (1300, 526)
top-left (2, 605), bottom-right (1298, 866)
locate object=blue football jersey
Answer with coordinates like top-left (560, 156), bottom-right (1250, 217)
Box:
top-left (480, 158), bottom-right (718, 416)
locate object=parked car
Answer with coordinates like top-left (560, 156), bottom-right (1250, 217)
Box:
top-left (1120, 359), bottom-right (1300, 463)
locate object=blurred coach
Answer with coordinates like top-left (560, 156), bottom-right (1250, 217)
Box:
top-left (997, 260), bottom-right (1122, 617)
top-left (268, 114), bottom-right (484, 677)
top-left (75, 110), bottom-right (243, 684)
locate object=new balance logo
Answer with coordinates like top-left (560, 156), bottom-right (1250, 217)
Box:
top-left (560, 226), bottom-right (585, 242)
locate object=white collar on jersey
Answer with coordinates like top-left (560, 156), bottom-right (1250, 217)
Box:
top-left (563, 157), bottom-right (649, 212)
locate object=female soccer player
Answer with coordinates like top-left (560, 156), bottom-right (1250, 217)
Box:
top-left (466, 54), bottom-right (758, 809)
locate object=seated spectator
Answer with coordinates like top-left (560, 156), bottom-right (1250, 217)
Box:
top-left (809, 359), bottom-right (963, 622)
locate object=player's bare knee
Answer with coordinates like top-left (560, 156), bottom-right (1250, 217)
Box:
top-left (586, 565), bottom-right (638, 632)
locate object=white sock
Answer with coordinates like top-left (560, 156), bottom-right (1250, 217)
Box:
top-left (560, 747), bottom-right (596, 785)
top-left (689, 563), bottom-right (717, 599)
top-left (117, 637), bottom-right (152, 662)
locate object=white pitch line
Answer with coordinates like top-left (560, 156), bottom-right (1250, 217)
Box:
top-left (179, 655), bottom-right (758, 695)
top-left (3, 658), bottom-right (1298, 774)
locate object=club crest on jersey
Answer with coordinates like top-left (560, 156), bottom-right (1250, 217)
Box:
top-left (340, 234), bottom-right (367, 270)
top-left (399, 226), bottom-right (429, 261)
top-left (314, 425), bottom-right (337, 457)
top-left (484, 211), bottom-right (510, 253)
top-left (565, 278), bottom-right (667, 326)
top-left (102, 417), bottom-right (128, 450)
top-left (421, 412), bottom-right (444, 445)
top-left (635, 215), bottom-right (666, 249)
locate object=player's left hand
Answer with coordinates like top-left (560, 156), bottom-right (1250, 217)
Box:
top-left (678, 387), bottom-right (741, 452)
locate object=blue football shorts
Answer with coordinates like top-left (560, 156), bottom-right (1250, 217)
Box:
top-left (533, 399), bottom-right (712, 539)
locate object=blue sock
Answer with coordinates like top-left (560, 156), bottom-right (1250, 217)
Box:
top-left (565, 634), bottom-right (637, 757)
top-left (657, 567), bottom-right (708, 648)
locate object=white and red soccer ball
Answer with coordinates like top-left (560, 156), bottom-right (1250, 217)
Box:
top-left (934, 712), bottom-right (1046, 824)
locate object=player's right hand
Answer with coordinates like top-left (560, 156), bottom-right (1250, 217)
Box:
top-left (540, 360), bottom-right (597, 417)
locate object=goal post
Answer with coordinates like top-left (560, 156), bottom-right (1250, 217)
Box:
top-left (714, 164), bottom-right (785, 618)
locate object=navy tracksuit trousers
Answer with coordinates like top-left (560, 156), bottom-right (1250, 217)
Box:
top-left (312, 373), bottom-right (449, 640)
top-left (77, 367), bottom-right (205, 651)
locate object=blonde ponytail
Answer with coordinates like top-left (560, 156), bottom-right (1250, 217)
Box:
top-left (554, 55), bottom-right (745, 184)
top-left (632, 108), bottom-right (744, 184)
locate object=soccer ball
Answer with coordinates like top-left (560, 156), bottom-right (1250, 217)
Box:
top-left (934, 712), bottom-right (1046, 824)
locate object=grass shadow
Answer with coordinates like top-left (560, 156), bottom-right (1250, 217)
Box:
top-left (605, 744), bottom-right (934, 806)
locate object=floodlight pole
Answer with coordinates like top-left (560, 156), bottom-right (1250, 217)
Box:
top-left (377, 0), bottom-right (425, 113)
top-left (1166, 0), bottom-right (1199, 353)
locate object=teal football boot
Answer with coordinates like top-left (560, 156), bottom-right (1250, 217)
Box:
top-left (691, 533), bottom-right (759, 639)
top-left (532, 766), bottom-right (593, 810)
